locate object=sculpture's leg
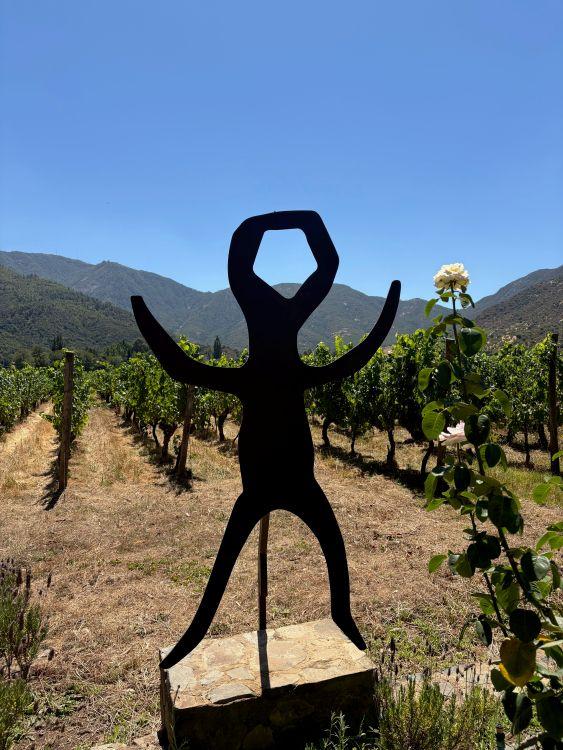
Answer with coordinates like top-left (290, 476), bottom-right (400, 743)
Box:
top-left (160, 492), bottom-right (265, 669)
top-left (293, 482), bottom-right (367, 651)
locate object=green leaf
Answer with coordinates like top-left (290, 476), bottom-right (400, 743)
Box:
top-left (422, 400), bottom-right (443, 415)
top-left (521, 551), bottom-right (550, 582)
top-left (424, 472), bottom-right (439, 501)
top-left (443, 314), bottom-right (466, 326)
top-left (454, 553), bottom-right (475, 578)
top-left (472, 593), bottom-right (496, 616)
top-left (436, 361), bottom-right (455, 389)
top-left (493, 389), bottom-right (512, 418)
top-left (481, 443), bottom-right (502, 469)
top-left (430, 464), bottom-right (450, 476)
top-left (550, 560), bottom-right (561, 590)
top-left (533, 482), bottom-right (551, 505)
top-left (459, 327), bottom-right (486, 356)
top-left (499, 638), bottom-right (536, 687)
top-left (467, 536), bottom-right (500, 570)
top-left (465, 414), bottom-right (490, 446)
top-left (454, 464), bottom-right (471, 491)
top-left (537, 695), bottom-right (563, 741)
top-left (448, 553), bottom-right (460, 574)
top-left (465, 380), bottom-right (488, 397)
top-left (426, 495), bottom-right (447, 511)
top-left (497, 582), bottom-right (520, 614)
top-left (475, 499), bottom-right (488, 522)
top-left (490, 668), bottom-right (512, 691)
top-left (536, 531), bottom-right (563, 551)
top-left (475, 617), bottom-right (493, 646)
top-left (533, 477), bottom-right (562, 505)
top-left (509, 609), bottom-right (542, 643)
top-left (488, 494), bottom-right (522, 533)
top-left (418, 367), bottom-right (432, 391)
top-left (449, 403), bottom-right (478, 420)
top-left (428, 554), bottom-right (447, 573)
top-left (459, 292), bottom-right (475, 308)
top-left (552, 450), bottom-right (563, 462)
top-left (422, 410), bottom-right (446, 441)
top-left (502, 690), bottom-right (533, 734)
top-left (425, 298), bottom-right (439, 317)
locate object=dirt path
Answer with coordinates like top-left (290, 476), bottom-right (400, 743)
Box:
top-left (3, 405), bottom-right (561, 749)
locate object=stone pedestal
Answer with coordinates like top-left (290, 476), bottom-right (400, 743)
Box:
top-left (160, 619), bottom-right (375, 750)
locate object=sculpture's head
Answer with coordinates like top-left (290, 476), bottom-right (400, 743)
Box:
top-left (227, 211), bottom-right (339, 350)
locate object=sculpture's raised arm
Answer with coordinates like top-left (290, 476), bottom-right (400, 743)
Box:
top-left (289, 212), bottom-right (339, 328)
top-left (131, 296), bottom-right (244, 394)
top-left (303, 280), bottom-right (401, 386)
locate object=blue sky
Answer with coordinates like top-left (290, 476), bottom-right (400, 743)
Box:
top-left (1, 1), bottom-right (561, 301)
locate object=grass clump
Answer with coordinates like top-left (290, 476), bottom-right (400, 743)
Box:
top-left (307, 679), bottom-right (503, 750)
top-left (127, 557), bottom-right (211, 590)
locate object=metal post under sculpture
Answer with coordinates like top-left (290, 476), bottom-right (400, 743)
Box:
top-left (131, 211), bottom-right (401, 670)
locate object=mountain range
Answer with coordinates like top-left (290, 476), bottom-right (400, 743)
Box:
top-left (0, 249), bottom-right (561, 360)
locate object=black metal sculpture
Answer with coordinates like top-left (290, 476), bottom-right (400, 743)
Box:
top-left (131, 211), bottom-right (400, 670)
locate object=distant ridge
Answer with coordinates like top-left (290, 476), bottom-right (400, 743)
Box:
top-left (0, 250), bottom-right (560, 353)
top-left (0, 250), bottom-right (448, 350)
top-left (476, 271), bottom-right (562, 345)
top-left (473, 265), bottom-right (563, 314)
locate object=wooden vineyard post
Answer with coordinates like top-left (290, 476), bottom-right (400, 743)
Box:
top-left (58, 351), bottom-right (74, 491)
top-left (548, 332), bottom-right (560, 476)
top-left (258, 514), bottom-right (270, 631)
top-left (176, 384), bottom-right (195, 478)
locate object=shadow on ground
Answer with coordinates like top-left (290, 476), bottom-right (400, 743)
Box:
top-left (317, 442), bottom-right (425, 494)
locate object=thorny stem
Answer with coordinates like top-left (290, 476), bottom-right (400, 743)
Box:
top-left (451, 290), bottom-right (508, 636)
top-left (446, 287), bottom-right (559, 638)
top-left (497, 527), bottom-right (558, 626)
top-left (450, 287), bottom-right (486, 475)
top-left (468, 510), bottom-right (509, 637)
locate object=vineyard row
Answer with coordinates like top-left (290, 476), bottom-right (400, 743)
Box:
top-left (2, 331), bottom-right (559, 482)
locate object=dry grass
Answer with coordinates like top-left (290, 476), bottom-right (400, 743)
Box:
top-left (1, 406), bottom-right (560, 749)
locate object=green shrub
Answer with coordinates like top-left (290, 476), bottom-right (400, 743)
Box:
top-left (306, 680), bottom-right (502, 750)
top-left (0, 678), bottom-right (32, 750)
top-left (420, 264), bottom-right (562, 746)
top-left (0, 560), bottom-right (49, 679)
top-left (374, 679), bottom-right (501, 750)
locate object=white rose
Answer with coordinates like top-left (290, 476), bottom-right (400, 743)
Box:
top-left (438, 421), bottom-right (467, 446)
top-left (433, 263), bottom-right (470, 291)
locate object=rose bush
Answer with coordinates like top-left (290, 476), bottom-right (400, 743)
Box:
top-left (421, 264), bottom-right (562, 749)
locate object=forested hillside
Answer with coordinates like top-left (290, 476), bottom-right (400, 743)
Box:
top-left (0, 266), bottom-right (140, 363)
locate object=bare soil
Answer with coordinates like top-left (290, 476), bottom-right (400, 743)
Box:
top-left (1, 405), bottom-right (560, 749)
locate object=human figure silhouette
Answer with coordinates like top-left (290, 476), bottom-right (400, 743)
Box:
top-left (131, 211), bottom-right (400, 670)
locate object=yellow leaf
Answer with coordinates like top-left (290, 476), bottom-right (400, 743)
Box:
top-left (499, 638), bottom-right (536, 687)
